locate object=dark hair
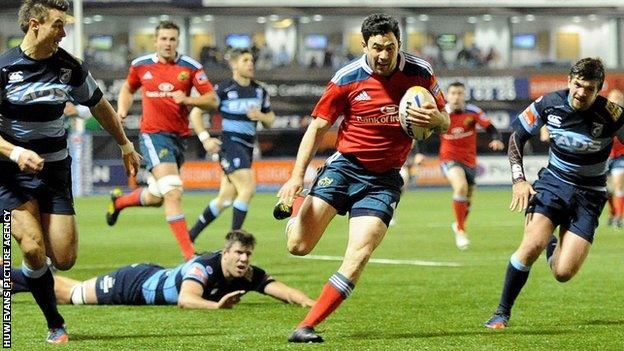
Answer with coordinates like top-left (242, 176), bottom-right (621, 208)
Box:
top-left (224, 230), bottom-right (256, 250)
top-left (155, 20), bottom-right (180, 36)
top-left (361, 13), bottom-right (400, 44)
top-left (225, 48), bottom-right (252, 62)
top-left (569, 57), bottom-right (605, 90)
top-left (18, 0), bottom-right (69, 33)
top-left (448, 81), bottom-right (465, 89)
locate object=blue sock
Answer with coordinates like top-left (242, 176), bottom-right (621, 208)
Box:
top-left (546, 235), bottom-right (558, 264)
top-left (189, 199), bottom-right (220, 242)
top-left (22, 263), bottom-right (64, 329)
top-left (10, 268), bottom-right (30, 293)
top-left (497, 254), bottom-right (531, 316)
top-left (231, 200), bottom-right (248, 230)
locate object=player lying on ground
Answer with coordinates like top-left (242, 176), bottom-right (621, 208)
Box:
top-left (11, 230), bottom-right (315, 309)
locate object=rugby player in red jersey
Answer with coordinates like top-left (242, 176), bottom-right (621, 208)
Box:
top-left (276, 13), bottom-right (449, 343)
top-left (439, 82), bottom-right (504, 249)
top-left (105, 21), bottom-right (218, 261)
top-left (606, 89), bottom-right (624, 227)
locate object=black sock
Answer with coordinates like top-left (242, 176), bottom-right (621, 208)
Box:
top-left (10, 268), bottom-right (30, 293)
top-left (231, 200), bottom-right (248, 230)
top-left (23, 265), bottom-right (64, 329)
top-left (497, 256), bottom-right (531, 316)
top-left (189, 201), bottom-right (219, 242)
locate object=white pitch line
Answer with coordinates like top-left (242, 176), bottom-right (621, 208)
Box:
top-left (293, 254), bottom-right (462, 267)
top-left (424, 221), bottom-right (519, 228)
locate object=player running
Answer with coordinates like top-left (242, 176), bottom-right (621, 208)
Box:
top-left (105, 21), bottom-right (218, 260)
top-left (188, 48), bottom-right (275, 242)
top-left (0, 0), bottom-right (141, 343)
top-left (439, 82), bottom-right (504, 249)
top-left (11, 230), bottom-right (315, 309)
top-left (485, 58), bottom-right (624, 329)
top-left (275, 13), bottom-right (449, 343)
top-left (605, 89), bottom-right (624, 227)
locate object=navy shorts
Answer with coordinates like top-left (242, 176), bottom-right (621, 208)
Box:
top-left (139, 132), bottom-right (187, 171)
top-left (0, 157), bottom-right (74, 214)
top-left (440, 160), bottom-right (476, 185)
top-left (219, 132), bottom-right (254, 175)
top-left (309, 152), bottom-right (403, 226)
top-left (527, 168), bottom-right (607, 243)
top-left (95, 263), bottom-right (163, 305)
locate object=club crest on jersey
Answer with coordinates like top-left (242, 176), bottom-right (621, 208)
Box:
top-left (59, 68), bottom-right (72, 84)
top-left (178, 71), bottom-right (190, 81)
top-left (317, 177), bottom-right (334, 187)
top-left (8, 71), bottom-right (23, 83)
top-left (591, 122), bottom-right (604, 137)
top-left (547, 114), bottom-right (562, 127)
top-left (158, 148), bottom-right (169, 159)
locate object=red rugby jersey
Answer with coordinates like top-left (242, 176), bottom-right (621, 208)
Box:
top-left (439, 104), bottom-right (492, 168)
top-left (312, 52), bottom-right (446, 173)
top-left (126, 53), bottom-right (214, 136)
top-left (610, 137), bottom-right (624, 158)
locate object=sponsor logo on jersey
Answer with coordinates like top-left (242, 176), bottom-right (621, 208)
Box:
top-left (205, 266), bottom-right (213, 275)
top-left (554, 134), bottom-right (602, 152)
top-left (354, 90), bottom-right (372, 101)
top-left (178, 71), bottom-right (190, 81)
top-left (317, 176), bottom-right (334, 187)
top-left (8, 71), bottom-right (23, 83)
top-left (606, 100), bottom-right (623, 121)
top-left (380, 105), bottom-right (398, 115)
top-left (142, 71), bottom-right (153, 80)
top-left (158, 82), bottom-right (174, 92)
top-left (59, 68), bottom-right (72, 84)
top-left (227, 91), bottom-right (239, 99)
top-left (547, 114), bottom-right (562, 127)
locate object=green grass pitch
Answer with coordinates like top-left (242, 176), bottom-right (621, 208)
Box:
top-left (9, 189), bottom-right (624, 350)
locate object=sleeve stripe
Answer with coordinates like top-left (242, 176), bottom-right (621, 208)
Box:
top-left (180, 55), bottom-right (203, 69)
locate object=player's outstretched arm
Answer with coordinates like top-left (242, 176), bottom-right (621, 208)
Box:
top-left (0, 136), bottom-right (43, 173)
top-left (508, 130), bottom-right (536, 211)
top-left (172, 91), bottom-right (219, 112)
top-left (247, 108), bottom-right (275, 129)
top-left (116, 81), bottom-right (135, 121)
top-left (277, 117), bottom-right (332, 205)
top-left (90, 97), bottom-right (142, 176)
top-left (178, 280), bottom-right (244, 309)
top-left (263, 281), bottom-right (315, 307)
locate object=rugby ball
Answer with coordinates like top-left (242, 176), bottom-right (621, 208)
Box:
top-left (399, 86), bottom-right (436, 140)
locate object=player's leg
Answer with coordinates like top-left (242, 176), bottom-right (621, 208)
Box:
top-left (152, 162), bottom-right (195, 260)
top-left (443, 163), bottom-right (470, 249)
top-left (612, 167), bottom-right (624, 227)
top-left (40, 214), bottom-right (77, 271)
top-left (485, 213), bottom-right (556, 329)
top-left (286, 196), bottom-right (337, 256)
top-left (226, 168), bottom-right (255, 230)
top-left (606, 169), bottom-right (616, 226)
top-left (189, 176), bottom-right (236, 242)
top-left (390, 165), bottom-right (410, 226)
top-left (548, 230), bottom-right (591, 282)
top-left (11, 201), bottom-right (66, 340)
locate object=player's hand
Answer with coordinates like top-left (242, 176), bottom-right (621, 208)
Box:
top-left (202, 138), bottom-right (222, 154)
top-left (117, 110), bottom-right (128, 123)
top-left (16, 149), bottom-right (44, 173)
top-left (406, 102), bottom-right (447, 130)
top-left (217, 290), bottom-right (245, 309)
top-left (171, 90), bottom-right (188, 105)
top-left (414, 153), bottom-right (426, 165)
top-left (246, 107), bottom-right (263, 121)
top-left (489, 140), bottom-right (505, 151)
top-left (277, 176), bottom-right (304, 207)
top-left (300, 298), bottom-right (316, 308)
top-left (122, 150), bottom-right (142, 177)
top-left (509, 180), bottom-right (536, 212)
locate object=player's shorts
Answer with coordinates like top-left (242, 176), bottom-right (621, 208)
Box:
top-left (309, 152), bottom-right (403, 227)
top-left (0, 156), bottom-right (74, 214)
top-left (440, 160), bottom-right (476, 185)
top-left (608, 156), bottom-right (624, 175)
top-left (139, 132), bottom-right (187, 171)
top-left (219, 131), bottom-right (254, 175)
top-left (95, 263), bottom-right (164, 305)
top-left (526, 168), bottom-right (607, 243)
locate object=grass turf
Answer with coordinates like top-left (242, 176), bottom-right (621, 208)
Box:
top-left (9, 189), bottom-right (624, 350)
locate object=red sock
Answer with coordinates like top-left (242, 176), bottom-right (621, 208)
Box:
top-left (616, 194), bottom-right (624, 218)
top-left (291, 196), bottom-right (305, 218)
top-left (453, 199), bottom-right (469, 231)
top-left (115, 188), bottom-right (143, 210)
top-left (167, 217), bottom-right (196, 261)
top-left (298, 283), bottom-right (346, 328)
top-left (608, 193), bottom-right (615, 216)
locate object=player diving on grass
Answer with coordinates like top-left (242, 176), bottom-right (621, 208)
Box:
top-left (485, 58), bottom-right (624, 329)
top-left (10, 230), bottom-right (315, 310)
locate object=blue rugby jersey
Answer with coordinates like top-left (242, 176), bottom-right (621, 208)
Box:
top-left (215, 78), bottom-right (271, 147)
top-left (514, 89), bottom-right (624, 189)
top-left (0, 46), bottom-right (103, 162)
top-left (140, 251), bottom-right (274, 305)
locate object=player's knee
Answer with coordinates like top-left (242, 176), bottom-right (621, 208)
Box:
top-left (158, 175), bottom-right (184, 197)
top-left (52, 255), bottom-right (76, 271)
top-left (553, 267), bottom-right (575, 282)
top-left (287, 239), bottom-right (312, 256)
top-left (20, 238), bottom-right (45, 264)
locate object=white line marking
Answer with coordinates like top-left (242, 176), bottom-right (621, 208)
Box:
top-left (293, 254), bottom-right (462, 267)
top-left (424, 221), bottom-right (519, 228)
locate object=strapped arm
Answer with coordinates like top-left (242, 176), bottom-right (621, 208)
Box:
top-left (508, 128), bottom-right (532, 184)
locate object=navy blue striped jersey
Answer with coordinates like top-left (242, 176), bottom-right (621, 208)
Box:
top-left (215, 78), bottom-right (271, 141)
top-left (515, 89), bottom-right (624, 188)
top-left (141, 251), bottom-right (274, 305)
top-left (0, 46), bottom-right (103, 162)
